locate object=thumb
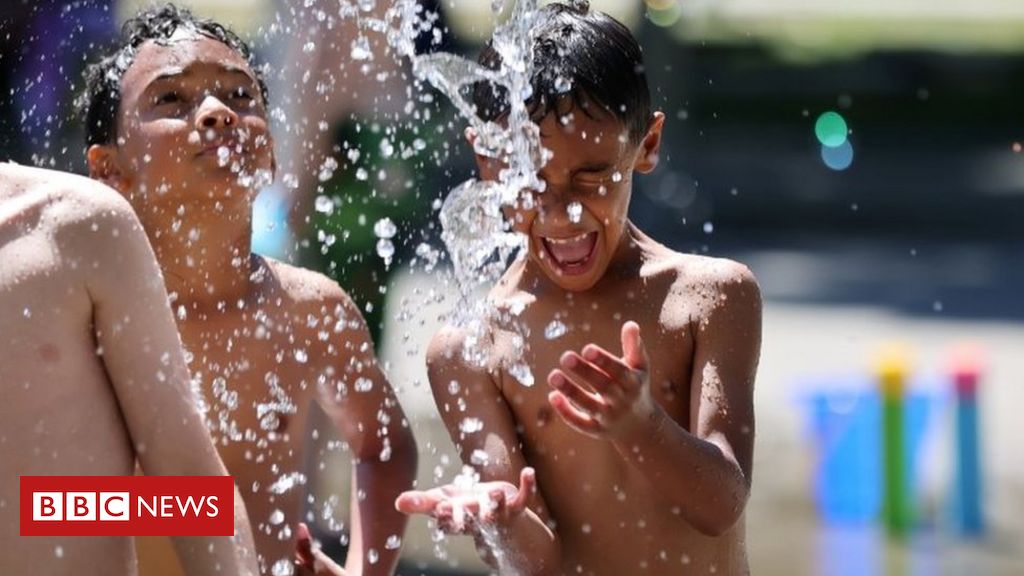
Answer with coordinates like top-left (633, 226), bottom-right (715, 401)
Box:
top-left (621, 321), bottom-right (648, 371)
top-left (509, 467), bottom-right (536, 513)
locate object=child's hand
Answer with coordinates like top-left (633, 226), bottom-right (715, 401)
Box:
top-left (293, 522), bottom-right (348, 576)
top-left (547, 321), bottom-right (658, 440)
top-left (395, 467), bottom-right (536, 536)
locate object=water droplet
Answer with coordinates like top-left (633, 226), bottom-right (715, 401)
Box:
top-left (260, 412), bottom-right (281, 431)
top-left (373, 217), bottom-right (397, 239)
top-left (470, 449), bottom-right (490, 466)
top-left (544, 320), bottom-right (567, 340)
top-left (314, 195), bottom-right (334, 214)
top-left (611, 171), bottom-right (623, 183)
top-left (553, 76), bottom-right (572, 94)
top-left (271, 558), bottom-right (294, 576)
top-left (351, 36), bottom-right (372, 60)
top-left (22, 307), bottom-right (31, 318)
top-left (302, 42), bottom-right (315, 54)
top-left (385, 535), bottom-right (401, 550)
top-left (509, 363), bottom-right (534, 387)
top-left (293, 349), bottom-right (308, 364)
top-left (268, 472), bottom-right (307, 495)
top-left (269, 509), bottom-right (284, 525)
top-left (566, 201), bottom-right (582, 223)
top-left (54, 545), bottom-right (64, 559)
top-left (212, 377), bottom-right (227, 398)
top-left (376, 239), bottom-right (395, 265)
top-left (703, 222), bottom-right (714, 234)
top-left (216, 146), bottom-right (230, 167)
top-left (354, 377), bottom-right (373, 393)
top-left (368, 549), bottom-right (379, 564)
top-left (355, 167), bottom-right (369, 181)
top-left (459, 417), bottom-right (483, 434)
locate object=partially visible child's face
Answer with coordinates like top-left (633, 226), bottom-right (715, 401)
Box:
top-left (89, 31), bottom-right (273, 211)
top-left (479, 102), bottom-right (663, 292)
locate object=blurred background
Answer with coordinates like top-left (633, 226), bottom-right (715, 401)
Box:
top-left (1, 0), bottom-right (1022, 574)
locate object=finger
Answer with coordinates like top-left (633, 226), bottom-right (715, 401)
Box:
top-left (508, 467), bottom-right (536, 513)
top-left (580, 345), bottom-right (640, 391)
top-left (560, 351), bottom-right (625, 401)
top-left (620, 321), bottom-right (649, 372)
top-left (294, 522), bottom-right (316, 569)
top-left (395, 490), bottom-right (444, 515)
top-left (310, 547), bottom-right (347, 575)
top-left (547, 369), bottom-right (605, 415)
top-left (479, 487), bottom-right (506, 523)
top-left (548, 390), bottom-right (602, 437)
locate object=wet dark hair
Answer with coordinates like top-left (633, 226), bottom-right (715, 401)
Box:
top-left (77, 3), bottom-right (268, 146)
top-left (472, 1), bottom-right (651, 143)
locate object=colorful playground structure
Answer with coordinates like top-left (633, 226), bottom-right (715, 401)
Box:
top-left (804, 343), bottom-right (985, 539)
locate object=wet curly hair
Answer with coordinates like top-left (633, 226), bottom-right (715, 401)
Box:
top-left (472, 1), bottom-right (652, 143)
top-left (77, 3), bottom-right (268, 146)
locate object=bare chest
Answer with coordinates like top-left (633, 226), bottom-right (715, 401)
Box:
top-left (493, 300), bottom-right (695, 462)
top-left (176, 312), bottom-right (321, 458)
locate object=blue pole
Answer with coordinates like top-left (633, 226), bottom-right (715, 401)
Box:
top-left (952, 367), bottom-right (984, 536)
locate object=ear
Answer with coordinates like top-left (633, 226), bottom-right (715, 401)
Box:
top-left (87, 144), bottom-right (130, 193)
top-left (266, 134), bottom-right (278, 183)
top-left (465, 126), bottom-right (501, 182)
top-left (632, 111), bottom-right (665, 175)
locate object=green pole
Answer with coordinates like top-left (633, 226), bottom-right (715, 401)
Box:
top-left (878, 347), bottom-right (912, 538)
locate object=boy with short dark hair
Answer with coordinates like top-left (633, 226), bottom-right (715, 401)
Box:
top-left (398, 3), bottom-right (761, 575)
top-left (79, 5), bottom-right (416, 575)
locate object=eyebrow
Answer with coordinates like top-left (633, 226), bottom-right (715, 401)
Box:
top-left (148, 64), bottom-right (255, 85)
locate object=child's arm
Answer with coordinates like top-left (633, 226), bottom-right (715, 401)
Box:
top-left (77, 192), bottom-right (259, 574)
top-left (548, 264), bottom-right (761, 536)
top-left (398, 326), bottom-right (559, 575)
top-left (315, 292), bottom-right (417, 576)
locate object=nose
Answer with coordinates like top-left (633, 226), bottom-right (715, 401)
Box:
top-left (533, 186), bottom-right (572, 224)
top-left (194, 95), bottom-right (238, 130)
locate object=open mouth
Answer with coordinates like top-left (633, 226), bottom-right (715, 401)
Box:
top-left (198, 139), bottom-right (239, 157)
top-left (540, 231), bottom-right (599, 276)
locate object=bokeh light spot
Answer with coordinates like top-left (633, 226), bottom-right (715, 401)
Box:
top-left (821, 140), bottom-right (854, 171)
top-left (815, 111), bottom-right (848, 148)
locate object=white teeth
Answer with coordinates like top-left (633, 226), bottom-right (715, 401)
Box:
top-left (545, 232), bottom-right (589, 245)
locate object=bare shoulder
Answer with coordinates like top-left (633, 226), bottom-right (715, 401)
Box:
top-left (1, 163), bottom-right (135, 228)
top-left (644, 249), bottom-right (761, 329)
top-left (0, 164), bottom-right (146, 274)
top-left (256, 257), bottom-right (374, 360)
top-left (426, 321), bottom-right (500, 387)
top-left (260, 257), bottom-right (350, 305)
top-left (257, 256), bottom-right (367, 323)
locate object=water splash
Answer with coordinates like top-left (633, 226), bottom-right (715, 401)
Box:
top-left (391, 0), bottom-right (548, 372)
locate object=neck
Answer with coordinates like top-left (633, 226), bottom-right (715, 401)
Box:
top-left (137, 198), bottom-right (255, 314)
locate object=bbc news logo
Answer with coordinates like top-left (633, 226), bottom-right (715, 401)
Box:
top-left (20, 476), bottom-right (234, 536)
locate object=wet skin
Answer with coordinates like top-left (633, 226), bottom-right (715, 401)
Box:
top-left (87, 34), bottom-right (415, 575)
top-left (399, 107), bottom-right (761, 575)
top-left (0, 164), bottom-right (258, 575)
